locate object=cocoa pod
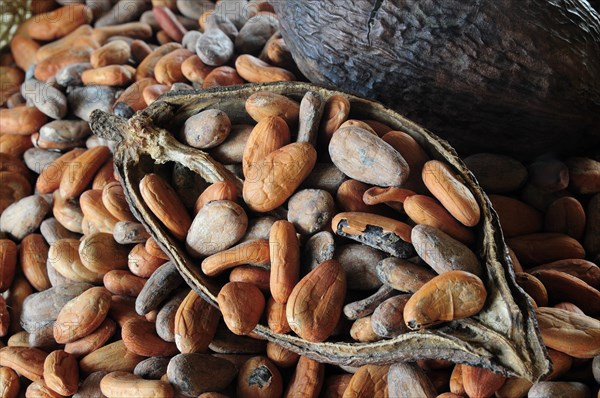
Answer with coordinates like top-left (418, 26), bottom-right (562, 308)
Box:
top-left (88, 83), bottom-right (550, 381)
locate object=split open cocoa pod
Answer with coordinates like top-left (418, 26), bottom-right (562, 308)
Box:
top-left (89, 82), bottom-right (550, 381)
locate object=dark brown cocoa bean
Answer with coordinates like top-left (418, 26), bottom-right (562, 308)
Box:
top-left (134, 356), bottom-right (171, 380)
top-left (167, 353), bottom-right (237, 396)
top-left (156, 289), bottom-right (188, 343)
top-left (371, 294), bottom-right (412, 338)
top-left (135, 261), bottom-right (183, 316)
top-left (343, 285), bottom-right (396, 320)
top-left (302, 231), bottom-right (335, 272)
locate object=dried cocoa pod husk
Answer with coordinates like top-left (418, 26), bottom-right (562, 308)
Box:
top-left (89, 82), bottom-right (550, 381)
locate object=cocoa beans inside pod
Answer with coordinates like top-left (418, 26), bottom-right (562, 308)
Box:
top-left (89, 82), bottom-right (549, 382)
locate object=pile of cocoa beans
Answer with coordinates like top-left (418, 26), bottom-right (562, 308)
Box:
top-left (0, 1), bottom-right (599, 397)
top-left (462, 153), bottom-right (600, 397)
